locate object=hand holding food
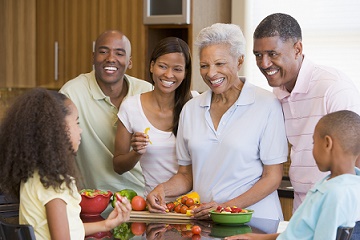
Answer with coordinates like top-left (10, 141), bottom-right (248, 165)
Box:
top-left (146, 185), bottom-right (167, 213)
top-left (130, 131), bottom-right (150, 155)
top-left (105, 195), bottom-right (132, 231)
top-left (111, 189), bottom-right (137, 208)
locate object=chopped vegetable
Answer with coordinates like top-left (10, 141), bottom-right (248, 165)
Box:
top-left (79, 189), bottom-right (111, 198)
top-left (144, 127), bottom-right (152, 144)
top-left (111, 189), bottom-right (137, 208)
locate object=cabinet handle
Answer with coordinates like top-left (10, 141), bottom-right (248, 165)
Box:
top-left (54, 41), bottom-right (58, 81)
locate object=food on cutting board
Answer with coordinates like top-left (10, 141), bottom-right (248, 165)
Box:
top-left (165, 192), bottom-right (201, 215)
top-left (131, 196), bottom-right (147, 211)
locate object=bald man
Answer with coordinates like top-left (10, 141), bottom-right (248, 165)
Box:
top-left (60, 30), bottom-right (152, 197)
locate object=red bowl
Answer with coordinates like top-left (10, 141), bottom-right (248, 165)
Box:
top-left (80, 189), bottom-right (112, 216)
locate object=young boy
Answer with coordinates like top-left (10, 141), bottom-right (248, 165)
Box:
top-left (225, 110), bottom-right (360, 240)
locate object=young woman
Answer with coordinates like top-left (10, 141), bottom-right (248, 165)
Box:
top-left (113, 37), bottom-right (195, 200)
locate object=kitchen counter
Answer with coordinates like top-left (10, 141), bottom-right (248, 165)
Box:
top-left (277, 177), bottom-right (294, 199)
top-left (84, 215), bottom-right (281, 239)
top-left (0, 193), bottom-right (19, 220)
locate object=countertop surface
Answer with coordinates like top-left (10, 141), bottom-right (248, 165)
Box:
top-left (84, 215), bottom-right (281, 239)
top-left (278, 178), bottom-right (294, 199)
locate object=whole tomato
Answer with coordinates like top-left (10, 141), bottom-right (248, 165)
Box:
top-left (131, 222), bottom-right (146, 236)
top-left (166, 202), bottom-right (175, 212)
top-left (185, 198), bottom-right (194, 207)
top-left (174, 204), bottom-right (182, 213)
top-left (180, 205), bottom-right (189, 214)
top-left (131, 196), bottom-right (146, 211)
top-left (181, 196), bottom-right (188, 205)
top-left (191, 225), bottom-right (201, 235)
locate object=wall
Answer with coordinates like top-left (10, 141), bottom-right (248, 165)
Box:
top-left (191, 0), bottom-right (232, 92)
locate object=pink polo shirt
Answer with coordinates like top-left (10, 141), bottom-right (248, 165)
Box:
top-left (274, 56), bottom-right (360, 210)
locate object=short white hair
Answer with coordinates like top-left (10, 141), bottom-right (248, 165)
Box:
top-left (195, 23), bottom-right (246, 58)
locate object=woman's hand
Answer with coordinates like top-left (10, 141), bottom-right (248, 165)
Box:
top-left (192, 201), bottom-right (218, 220)
top-left (146, 184), bottom-right (167, 213)
top-left (131, 132), bottom-right (150, 155)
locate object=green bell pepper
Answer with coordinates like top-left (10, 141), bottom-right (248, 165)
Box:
top-left (111, 189), bottom-right (137, 208)
top-left (112, 222), bottom-right (134, 240)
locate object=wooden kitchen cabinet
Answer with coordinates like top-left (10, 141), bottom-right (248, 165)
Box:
top-left (36, 0), bottom-right (145, 89)
top-left (36, 0), bottom-right (98, 89)
top-left (3, 0), bottom-right (228, 89)
top-left (98, 0), bottom-right (146, 80)
top-left (279, 197), bottom-right (293, 221)
top-left (0, 0), bottom-right (36, 88)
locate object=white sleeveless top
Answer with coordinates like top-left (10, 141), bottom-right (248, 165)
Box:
top-left (118, 94), bottom-right (178, 201)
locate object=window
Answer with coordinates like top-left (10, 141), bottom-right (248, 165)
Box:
top-left (232, 0), bottom-right (360, 91)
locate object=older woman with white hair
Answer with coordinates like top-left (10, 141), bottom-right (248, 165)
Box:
top-left (147, 23), bottom-right (288, 221)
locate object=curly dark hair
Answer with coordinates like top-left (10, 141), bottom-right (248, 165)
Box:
top-left (148, 37), bottom-right (193, 136)
top-left (253, 13), bottom-right (302, 42)
top-left (0, 88), bottom-right (78, 200)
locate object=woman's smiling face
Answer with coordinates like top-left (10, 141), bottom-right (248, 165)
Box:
top-left (199, 44), bottom-right (243, 95)
top-left (150, 52), bottom-right (186, 93)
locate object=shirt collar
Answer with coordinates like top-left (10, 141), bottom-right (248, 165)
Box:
top-left (309, 167), bottom-right (360, 194)
top-left (89, 70), bottom-right (131, 101)
top-left (273, 56), bottom-right (314, 100)
top-left (200, 77), bottom-right (256, 107)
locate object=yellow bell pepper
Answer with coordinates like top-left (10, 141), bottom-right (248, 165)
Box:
top-left (144, 127), bottom-right (152, 144)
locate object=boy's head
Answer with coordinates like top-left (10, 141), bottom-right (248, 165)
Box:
top-left (313, 110), bottom-right (360, 172)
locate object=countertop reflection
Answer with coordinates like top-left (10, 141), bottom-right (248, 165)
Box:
top-left (84, 216), bottom-right (280, 240)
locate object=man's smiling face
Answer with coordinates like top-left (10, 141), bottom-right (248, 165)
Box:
top-left (253, 36), bottom-right (302, 92)
top-left (93, 31), bottom-right (132, 85)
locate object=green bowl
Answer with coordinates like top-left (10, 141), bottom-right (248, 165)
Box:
top-left (210, 224), bottom-right (252, 238)
top-left (210, 209), bottom-right (254, 225)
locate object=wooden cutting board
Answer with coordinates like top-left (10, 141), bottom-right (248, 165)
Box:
top-left (130, 210), bottom-right (191, 220)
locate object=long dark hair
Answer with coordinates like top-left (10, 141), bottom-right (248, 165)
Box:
top-left (149, 37), bottom-right (193, 136)
top-left (0, 88), bottom-right (77, 199)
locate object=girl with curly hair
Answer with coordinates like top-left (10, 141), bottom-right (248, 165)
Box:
top-left (0, 88), bottom-right (131, 239)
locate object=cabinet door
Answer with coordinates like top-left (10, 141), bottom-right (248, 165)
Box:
top-left (64, 0), bottom-right (99, 82)
top-left (98, 0), bottom-right (146, 80)
top-left (36, 0), bottom-right (65, 89)
top-left (0, 0), bottom-right (36, 88)
top-left (36, 0), bottom-right (98, 89)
